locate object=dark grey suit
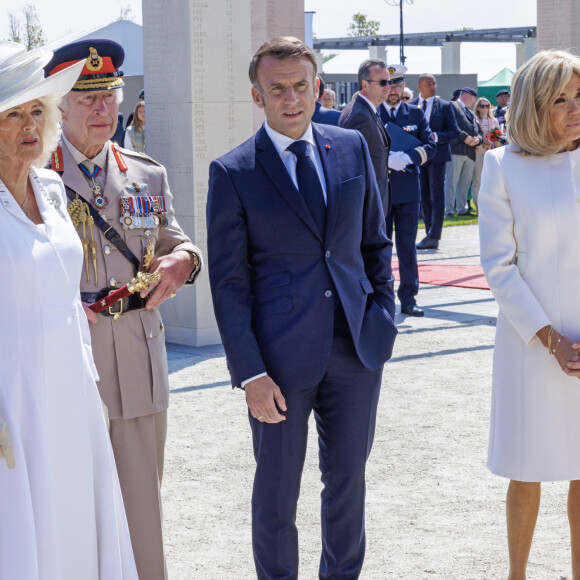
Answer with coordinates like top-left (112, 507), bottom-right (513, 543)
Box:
top-left (445, 100), bottom-right (482, 214)
top-left (339, 94), bottom-right (391, 216)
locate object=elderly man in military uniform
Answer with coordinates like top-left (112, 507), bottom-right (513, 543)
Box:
top-left (44, 39), bottom-right (203, 580)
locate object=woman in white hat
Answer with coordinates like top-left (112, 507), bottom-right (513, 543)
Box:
top-left (0, 41), bottom-right (137, 579)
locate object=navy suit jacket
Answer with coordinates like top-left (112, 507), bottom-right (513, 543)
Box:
top-left (207, 123), bottom-right (397, 390)
top-left (339, 95), bottom-right (391, 217)
top-left (380, 102), bottom-right (436, 204)
top-left (311, 101), bottom-right (341, 126)
top-left (410, 96), bottom-right (459, 164)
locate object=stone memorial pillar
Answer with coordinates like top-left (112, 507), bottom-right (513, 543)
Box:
top-left (251, 0), bottom-right (305, 130)
top-left (538, 0), bottom-right (580, 54)
top-left (516, 37), bottom-right (538, 68)
top-left (441, 42), bottom-right (461, 74)
top-left (142, 0), bottom-right (305, 346)
top-left (142, 0), bottom-right (254, 346)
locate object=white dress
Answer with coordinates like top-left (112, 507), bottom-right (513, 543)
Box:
top-left (0, 168), bottom-right (138, 579)
top-left (479, 146), bottom-right (580, 482)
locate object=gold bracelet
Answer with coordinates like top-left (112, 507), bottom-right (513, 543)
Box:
top-left (547, 326), bottom-right (555, 355)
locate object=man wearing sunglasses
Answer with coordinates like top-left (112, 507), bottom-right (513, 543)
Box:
top-left (339, 59), bottom-right (392, 217)
top-left (378, 64), bottom-right (436, 317)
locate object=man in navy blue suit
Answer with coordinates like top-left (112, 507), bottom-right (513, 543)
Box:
top-left (311, 75), bottom-right (341, 126)
top-left (379, 65), bottom-right (436, 317)
top-left (339, 59), bottom-right (392, 218)
top-left (410, 73), bottom-right (460, 250)
top-left (206, 37), bottom-right (397, 580)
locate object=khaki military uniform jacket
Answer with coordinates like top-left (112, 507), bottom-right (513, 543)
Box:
top-left (59, 140), bottom-right (202, 420)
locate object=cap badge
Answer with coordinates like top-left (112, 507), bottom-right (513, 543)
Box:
top-left (86, 47), bottom-right (104, 72)
top-left (388, 67), bottom-right (396, 75)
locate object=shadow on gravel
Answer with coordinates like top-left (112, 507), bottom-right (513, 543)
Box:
top-left (390, 342), bottom-right (494, 363)
top-left (170, 380), bottom-right (231, 394)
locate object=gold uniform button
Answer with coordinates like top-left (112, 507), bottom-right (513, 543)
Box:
top-left (109, 277), bottom-right (118, 287)
top-left (113, 313), bottom-right (121, 321)
top-left (104, 245), bottom-right (112, 255)
top-left (144, 229), bottom-right (151, 236)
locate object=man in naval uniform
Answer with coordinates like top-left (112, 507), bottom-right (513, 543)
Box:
top-left (44, 39), bottom-right (203, 580)
top-left (379, 64), bottom-right (436, 317)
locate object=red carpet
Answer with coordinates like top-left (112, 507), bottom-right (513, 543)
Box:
top-left (392, 261), bottom-right (489, 290)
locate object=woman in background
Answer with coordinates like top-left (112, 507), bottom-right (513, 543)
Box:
top-left (471, 96), bottom-right (499, 212)
top-left (124, 100), bottom-right (145, 152)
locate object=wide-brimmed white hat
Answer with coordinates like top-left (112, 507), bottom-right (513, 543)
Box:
top-left (0, 41), bottom-right (85, 114)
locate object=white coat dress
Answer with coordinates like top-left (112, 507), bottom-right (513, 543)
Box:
top-left (0, 168), bottom-right (138, 579)
top-left (479, 145), bottom-right (580, 482)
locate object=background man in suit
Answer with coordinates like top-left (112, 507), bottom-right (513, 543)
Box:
top-left (339, 58), bottom-right (392, 217)
top-left (445, 87), bottom-right (482, 216)
top-left (311, 75), bottom-right (341, 126)
top-left (45, 39), bottom-right (203, 580)
top-left (379, 64), bottom-right (436, 317)
top-left (206, 36), bottom-right (397, 580)
top-left (411, 73), bottom-right (460, 250)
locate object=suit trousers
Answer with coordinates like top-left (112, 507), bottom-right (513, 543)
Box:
top-left (249, 307), bottom-right (383, 580)
top-left (445, 154), bottom-right (475, 214)
top-left (109, 411), bottom-right (168, 580)
top-left (419, 161), bottom-right (447, 241)
top-left (385, 201), bottom-right (421, 308)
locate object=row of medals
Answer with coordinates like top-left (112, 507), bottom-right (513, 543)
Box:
top-left (89, 177), bottom-right (166, 231)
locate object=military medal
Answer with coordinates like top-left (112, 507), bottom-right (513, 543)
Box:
top-left (126, 182), bottom-right (148, 193)
top-left (78, 162), bottom-right (109, 210)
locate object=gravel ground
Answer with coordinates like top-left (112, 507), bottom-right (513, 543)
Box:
top-left (161, 225), bottom-right (574, 580)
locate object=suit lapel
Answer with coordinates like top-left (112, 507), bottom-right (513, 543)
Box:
top-left (359, 96), bottom-right (389, 147)
top-left (312, 124), bottom-right (340, 242)
top-left (255, 126), bottom-right (322, 241)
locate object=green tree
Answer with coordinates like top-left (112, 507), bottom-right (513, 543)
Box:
top-left (8, 4), bottom-right (45, 50)
top-left (347, 13), bottom-right (380, 37)
top-left (118, 5), bottom-right (136, 22)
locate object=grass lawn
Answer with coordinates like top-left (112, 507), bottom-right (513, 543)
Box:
top-left (417, 201), bottom-right (479, 229)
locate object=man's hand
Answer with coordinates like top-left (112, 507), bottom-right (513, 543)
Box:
top-left (82, 301), bottom-right (98, 323)
top-left (0, 415), bottom-right (15, 470)
top-left (141, 250), bottom-right (197, 309)
top-left (465, 135), bottom-right (480, 147)
top-left (245, 375), bottom-right (287, 424)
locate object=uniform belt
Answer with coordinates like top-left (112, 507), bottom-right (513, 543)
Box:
top-left (81, 290), bottom-right (146, 316)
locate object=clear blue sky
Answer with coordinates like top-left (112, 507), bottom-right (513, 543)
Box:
top-left (1, 0), bottom-right (537, 79)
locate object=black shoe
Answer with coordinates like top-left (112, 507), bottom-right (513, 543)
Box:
top-left (416, 237), bottom-right (439, 250)
top-left (457, 209), bottom-right (475, 216)
top-left (401, 304), bottom-right (424, 317)
top-left (444, 212), bottom-right (454, 218)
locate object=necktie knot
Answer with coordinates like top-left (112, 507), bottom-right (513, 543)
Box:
top-left (287, 140), bottom-right (309, 159)
top-left (79, 160), bottom-right (100, 179)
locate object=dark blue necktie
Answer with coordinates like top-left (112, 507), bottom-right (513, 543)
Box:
top-left (287, 140), bottom-right (326, 236)
top-left (390, 108), bottom-right (397, 122)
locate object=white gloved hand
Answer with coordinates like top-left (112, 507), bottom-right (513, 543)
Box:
top-left (0, 415), bottom-right (15, 470)
top-left (388, 151), bottom-right (410, 172)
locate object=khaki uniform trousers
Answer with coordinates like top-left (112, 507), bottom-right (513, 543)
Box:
top-left (110, 411), bottom-right (168, 580)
